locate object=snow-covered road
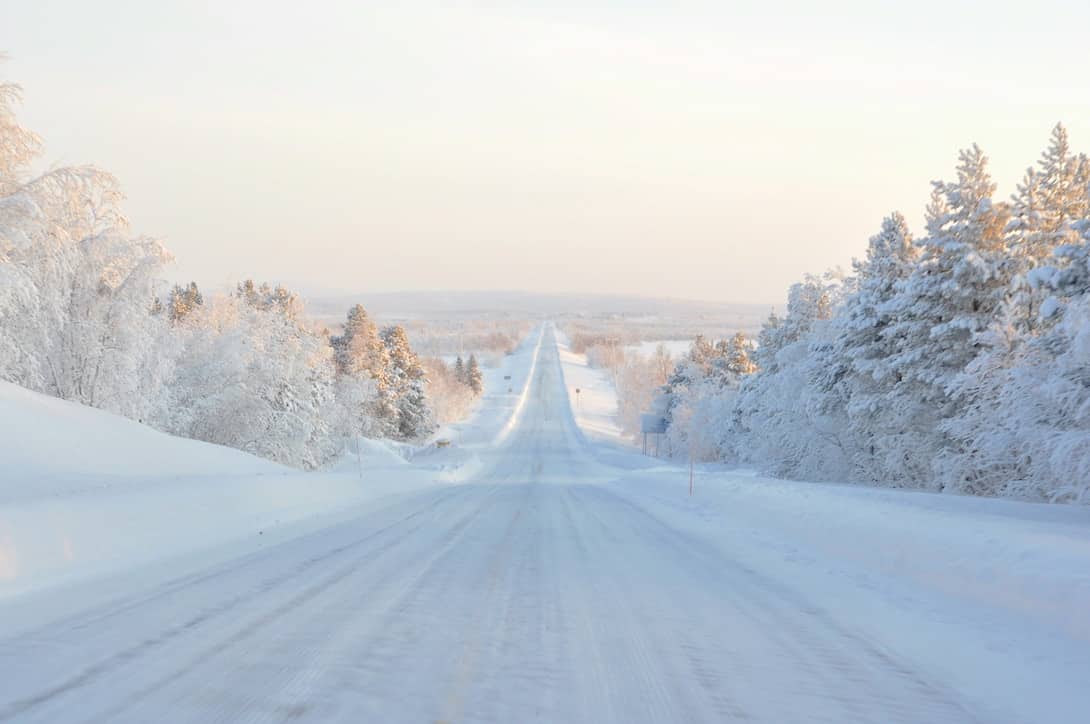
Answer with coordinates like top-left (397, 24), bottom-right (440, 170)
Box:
top-left (0, 329), bottom-right (1084, 722)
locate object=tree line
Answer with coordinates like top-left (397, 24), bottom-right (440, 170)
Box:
top-left (0, 68), bottom-right (451, 469)
top-left (660, 125), bottom-right (1090, 503)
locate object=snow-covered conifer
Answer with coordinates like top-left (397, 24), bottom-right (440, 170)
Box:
top-left (465, 353), bottom-right (484, 396)
top-left (381, 325), bottom-right (435, 440)
top-left (454, 355), bottom-right (466, 385)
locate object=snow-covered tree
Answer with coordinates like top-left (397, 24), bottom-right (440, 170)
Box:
top-left (381, 325), bottom-right (435, 440)
top-left (167, 282), bottom-right (203, 323)
top-left (160, 289), bottom-right (341, 469)
top-left (1005, 124), bottom-right (1090, 329)
top-left (465, 353), bottom-right (483, 395)
top-left (0, 66), bottom-right (40, 193)
top-left (423, 356), bottom-right (479, 425)
top-left (331, 305), bottom-right (389, 382)
top-left (661, 331), bottom-right (760, 462)
top-left (828, 213), bottom-right (921, 481)
top-left (0, 66), bottom-right (173, 420)
top-left (873, 147), bottom-right (1011, 487)
top-left (732, 272), bottom-right (851, 478)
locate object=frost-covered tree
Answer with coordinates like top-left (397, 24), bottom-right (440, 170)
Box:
top-left (641, 128), bottom-right (1090, 501)
top-left (167, 282), bottom-right (203, 323)
top-left (939, 208), bottom-right (1090, 498)
top-left (732, 272), bottom-right (851, 478)
top-left (829, 213), bottom-right (920, 480)
top-left (235, 279), bottom-right (304, 320)
top-left (453, 354), bottom-right (466, 385)
top-left (1006, 124), bottom-right (1090, 329)
top-left (661, 332), bottom-right (759, 461)
top-left (0, 65), bottom-right (40, 193)
top-left (381, 325), bottom-right (435, 440)
top-left (0, 66), bottom-right (173, 420)
top-left (160, 289), bottom-right (341, 469)
top-left (875, 147), bottom-right (1011, 487)
top-left (331, 305), bottom-right (389, 382)
top-left (423, 358), bottom-right (468, 425)
top-left (465, 354), bottom-right (484, 395)
top-left (718, 332), bottom-right (758, 379)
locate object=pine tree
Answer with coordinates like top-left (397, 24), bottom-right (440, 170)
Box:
top-left (331, 305), bottom-right (389, 382)
top-left (724, 332), bottom-right (758, 376)
top-left (330, 304), bottom-right (393, 436)
top-left (235, 280), bottom-right (303, 320)
top-left (168, 282), bottom-right (203, 323)
top-left (454, 355), bottom-right (466, 385)
top-left (465, 354), bottom-right (483, 395)
top-left (880, 146), bottom-right (1011, 486)
top-left (1006, 124), bottom-right (1090, 328)
top-left (833, 213), bottom-right (919, 480)
top-left (381, 325), bottom-right (435, 440)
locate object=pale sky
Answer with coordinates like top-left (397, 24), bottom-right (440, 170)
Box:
top-left (3, 1), bottom-right (1088, 304)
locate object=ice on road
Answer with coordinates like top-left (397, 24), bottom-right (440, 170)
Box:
top-left (0, 329), bottom-right (1076, 723)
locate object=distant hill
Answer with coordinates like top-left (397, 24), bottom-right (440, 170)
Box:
top-left (304, 290), bottom-right (774, 332)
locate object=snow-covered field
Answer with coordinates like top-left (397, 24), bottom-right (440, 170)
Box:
top-left (1, 324), bottom-right (1088, 722)
top-left (555, 332), bottom-right (629, 447)
top-left (623, 339), bottom-right (692, 358)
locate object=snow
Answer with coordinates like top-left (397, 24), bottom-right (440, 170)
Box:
top-left (0, 327), bottom-right (545, 601)
top-left (0, 380), bottom-right (284, 504)
top-left (564, 326), bottom-right (1090, 724)
top-left (1, 324), bottom-right (1088, 722)
top-left (554, 330), bottom-right (628, 446)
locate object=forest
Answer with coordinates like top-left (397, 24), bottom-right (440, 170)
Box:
top-left (0, 70), bottom-right (486, 469)
top-left (654, 126), bottom-right (1090, 502)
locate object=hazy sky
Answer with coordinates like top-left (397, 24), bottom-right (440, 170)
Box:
top-left (3, 1), bottom-right (1088, 304)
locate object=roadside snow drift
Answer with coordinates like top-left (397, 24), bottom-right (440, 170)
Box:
top-left (0, 327), bottom-right (544, 601)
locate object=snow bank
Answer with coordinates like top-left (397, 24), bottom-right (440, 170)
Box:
top-left (0, 327), bottom-right (545, 601)
top-left (554, 329), bottom-right (627, 445)
top-left (0, 381), bottom-right (283, 504)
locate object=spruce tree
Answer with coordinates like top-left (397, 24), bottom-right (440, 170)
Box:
top-left (381, 325), bottom-right (435, 440)
top-left (465, 354), bottom-right (483, 395)
top-left (332, 305), bottom-right (389, 382)
top-left (168, 282), bottom-right (203, 323)
top-left (1007, 124), bottom-right (1090, 328)
top-left (880, 146), bottom-right (1011, 486)
top-left (831, 213), bottom-right (919, 480)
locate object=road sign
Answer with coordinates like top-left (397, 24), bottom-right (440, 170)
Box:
top-left (640, 414), bottom-right (667, 434)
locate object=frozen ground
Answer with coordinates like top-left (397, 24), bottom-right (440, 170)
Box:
top-left (1, 325), bottom-right (1088, 722)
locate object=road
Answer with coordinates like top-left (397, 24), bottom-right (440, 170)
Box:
top-left (0, 330), bottom-right (985, 723)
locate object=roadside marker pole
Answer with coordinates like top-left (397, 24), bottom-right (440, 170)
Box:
top-left (688, 436), bottom-right (695, 497)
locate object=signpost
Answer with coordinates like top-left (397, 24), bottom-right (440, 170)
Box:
top-left (640, 414), bottom-right (667, 457)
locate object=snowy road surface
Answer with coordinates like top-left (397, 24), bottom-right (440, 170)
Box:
top-left (0, 329), bottom-right (1084, 723)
